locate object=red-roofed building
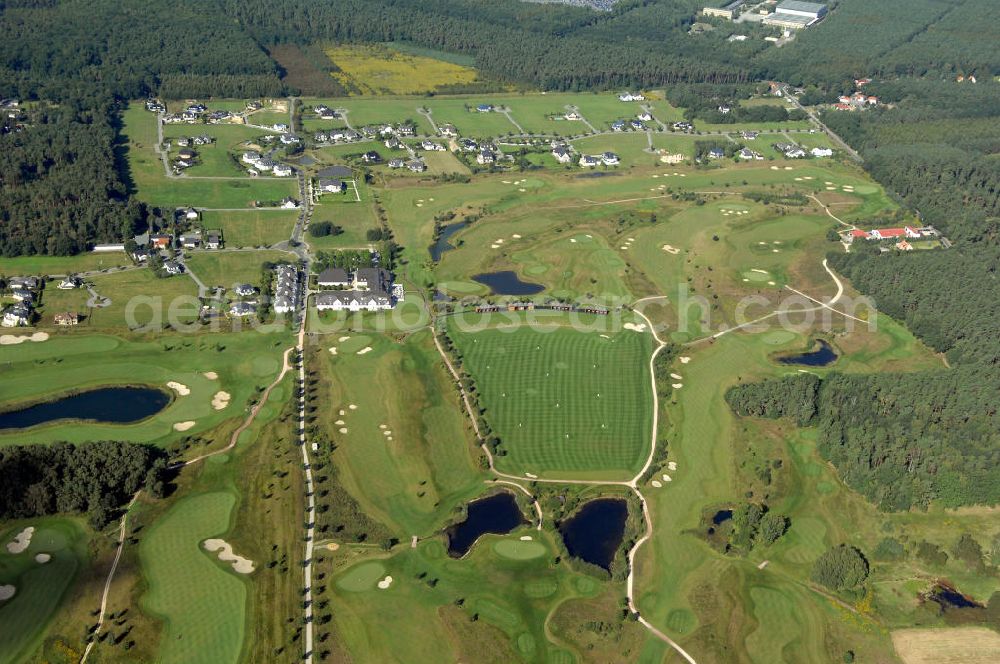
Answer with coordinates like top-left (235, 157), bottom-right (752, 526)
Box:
top-left (849, 229), bottom-right (870, 240)
top-left (870, 227), bottom-right (906, 240)
top-left (904, 226), bottom-right (921, 238)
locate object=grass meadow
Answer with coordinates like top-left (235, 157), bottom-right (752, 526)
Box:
top-left (199, 210), bottom-right (299, 248)
top-left (449, 323), bottom-right (652, 478)
top-left (325, 44), bottom-right (479, 95)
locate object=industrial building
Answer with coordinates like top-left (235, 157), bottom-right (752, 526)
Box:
top-left (763, 1), bottom-right (827, 29)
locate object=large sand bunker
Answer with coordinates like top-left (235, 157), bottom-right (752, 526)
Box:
top-left (173, 421), bottom-right (196, 431)
top-left (211, 391), bottom-right (231, 410)
top-left (6, 526), bottom-right (34, 554)
top-left (0, 332), bottom-right (49, 345)
top-left (203, 539), bottom-right (255, 574)
top-left (623, 322), bottom-right (647, 333)
top-left (167, 381), bottom-right (190, 396)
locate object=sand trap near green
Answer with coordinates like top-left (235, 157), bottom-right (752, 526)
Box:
top-left (493, 539), bottom-right (546, 560)
top-left (337, 561), bottom-right (388, 592)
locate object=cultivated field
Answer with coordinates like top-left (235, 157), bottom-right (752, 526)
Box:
top-left (325, 44), bottom-right (479, 95)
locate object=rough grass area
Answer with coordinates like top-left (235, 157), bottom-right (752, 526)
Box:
top-left (449, 324), bottom-right (652, 477)
top-left (892, 627), bottom-right (1000, 664)
top-left (325, 44), bottom-right (478, 95)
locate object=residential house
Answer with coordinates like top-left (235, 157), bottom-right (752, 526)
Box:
top-left (150, 234), bottom-right (172, 250)
top-left (384, 137), bottom-right (403, 150)
top-left (279, 134), bottom-right (300, 145)
top-left (407, 160), bottom-right (427, 172)
top-left (552, 146), bottom-right (572, 163)
top-left (10, 290), bottom-right (34, 304)
top-left (740, 130), bottom-right (759, 140)
top-left (2, 306), bottom-right (31, 328)
top-left (176, 137), bottom-right (190, 147)
top-left (229, 302), bottom-right (257, 318)
top-left (601, 152), bottom-right (620, 166)
top-left (618, 92), bottom-right (645, 102)
top-left (810, 147), bottom-right (833, 157)
top-left (315, 291), bottom-right (392, 312)
top-left (718, 105), bottom-right (732, 114)
top-left (737, 147), bottom-right (763, 160)
top-left (459, 139), bottom-right (478, 152)
top-left (476, 104), bottom-right (494, 113)
top-left (476, 150), bottom-right (495, 165)
top-left (579, 155), bottom-right (600, 168)
top-left (8, 276), bottom-right (39, 291)
top-left (895, 240), bottom-right (914, 251)
top-left (388, 158), bottom-right (406, 169)
top-left (272, 123), bottom-right (289, 132)
top-left (421, 140), bottom-right (445, 151)
top-left (361, 151), bottom-right (382, 164)
top-left (280, 197), bottom-right (300, 209)
top-left (707, 148), bottom-right (725, 160)
top-left (180, 233), bottom-right (201, 249)
top-left (397, 124), bottom-right (416, 137)
top-left (611, 120), bottom-right (626, 132)
top-left (241, 150), bottom-right (262, 164)
top-left (177, 148), bottom-right (196, 161)
top-left (234, 283), bottom-right (257, 298)
top-left (184, 207), bottom-right (199, 221)
top-left (163, 261), bottom-right (184, 275)
top-left (206, 232), bottom-right (222, 249)
top-left (637, 112), bottom-right (652, 122)
top-left (272, 163), bottom-right (293, 177)
top-left (318, 179), bottom-right (347, 194)
top-left (673, 121), bottom-right (693, 131)
top-left (438, 124), bottom-right (458, 137)
top-left (564, 111), bottom-right (582, 121)
top-left (131, 246), bottom-right (150, 263)
top-left (58, 276), bottom-right (81, 290)
top-left (255, 158), bottom-right (276, 172)
top-left (630, 119), bottom-right (645, 130)
top-left (54, 312), bottom-right (78, 326)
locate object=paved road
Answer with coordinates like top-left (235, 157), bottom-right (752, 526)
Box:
top-left (779, 84), bottom-right (863, 162)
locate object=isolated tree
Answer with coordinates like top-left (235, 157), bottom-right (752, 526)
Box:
top-left (811, 545), bottom-right (869, 591)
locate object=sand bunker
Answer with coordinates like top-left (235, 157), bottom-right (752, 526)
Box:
top-left (520, 535), bottom-right (533, 541)
top-left (651, 480), bottom-right (662, 488)
top-left (512, 234), bottom-right (522, 239)
top-left (167, 381), bottom-right (190, 396)
top-left (203, 371), bottom-right (218, 380)
top-left (623, 322), bottom-right (647, 333)
top-left (377, 575), bottom-right (393, 589)
top-left (335, 419), bottom-right (345, 425)
top-left (338, 336), bottom-right (350, 342)
top-left (670, 373), bottom-right (682, 380)
top-left (6, 527), bottom-right (34, 554)
top-left (356, 346), bottom-right (372, 355)
top-left (329, 347), bottom-right (338, 355)
top-left (672, 383), bottom-right (683, 389)
top-left (203, 539), bottom-right (255, 574)
top-left (679, 356), bottom-right (690, 364)
top-left (339, 427), bottom-right (348, 434)
top-left (0, 585), bottom-right (15, 601)
top-left (326, 542), bottom-right (340, 551)
top-left (525, 472), bottom-right (538, 479)
top-left (490, 244), bottom-right (500, 249)
top-left (0, 332), bottom-right (49, 345)
top-left (35, 553), bottom-right (51, 564)
top-left (751, 268), bottom-right (769, 275)
top-left (173, 421), bottom-right (196, 431)
top-left (662, 244), bottom-right (680, 254)
top-left (211, 391), bottom-right (231, 410)
top-left (349, 404), bottom-right (357, 410)
top-left (667, 461), bottom-right (677, 471)
top-left (662, 474), bottom-right (673, 482)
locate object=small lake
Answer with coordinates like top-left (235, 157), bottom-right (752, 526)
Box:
top-left (777, 339), bottom-right (838, 367)
top-left (447, 492), bottom-right (525, 557)
top-left (429, 222), bottom-right (468, 262)
top-left (712, 509), bottom-right (733, 525)
top-left (0, 387), bottom-right (171, 430)
top-left (559, 498), bottom-right (628, 571)
top-left (472, 271), bottom-right (545, 296)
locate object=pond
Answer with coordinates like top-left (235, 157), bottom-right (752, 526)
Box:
top-left (777, 339), bottom-right (838, 367)
top-left (558, 498), bottom-right (628, 571)
top-left (927, 583), bottom-right (982, 609)
top-left (0, 387), bottom-right (171, 430)
top-left (447, 492), bottom-right (525, 557)
top-left (712, 509), bottom-right (733, 525)
top-left (472, 271), bottom-right (544, 296)
top-left (429, 221), bottom-right (468, 262)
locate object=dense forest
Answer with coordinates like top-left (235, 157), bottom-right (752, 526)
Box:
top-left (0, 441), bottom-right (168, 526)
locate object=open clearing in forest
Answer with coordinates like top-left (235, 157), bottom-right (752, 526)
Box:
top-left (448, 323), bottom-right (652, 478)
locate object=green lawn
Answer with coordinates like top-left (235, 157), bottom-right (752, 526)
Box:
top-left (448, 323), bottom-right (652, 478)
top-left (200, 210), bottom-right (299, 248)
top-left (184, 250), bottom-right (292, 291)
top-left (0, 253), bottom-right (129, 276)
top-left (0, 519), bottom-right (88, 664)
top-left (140, 492), bottom-right (247, 664)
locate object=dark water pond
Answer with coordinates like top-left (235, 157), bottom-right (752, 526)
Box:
top-left (447, 492), bottom-right (525, 557)
top-left (777, 339), bottom-right (838, 367)
top-left (472, 271), bottom-right (544, 296)
top-left (0, 387), bottom-right (171, 430)
top-left (712, 509), bottom-right (733, 525)
top-left (429, 221), bottom-right (468, 262)
top-left (559, 498), bottom-right (628, 571)
top-left (928, 584), bottom-right (982, 609)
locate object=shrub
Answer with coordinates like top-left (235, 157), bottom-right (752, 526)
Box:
top-left (811, 545), bottom-right (869, 591)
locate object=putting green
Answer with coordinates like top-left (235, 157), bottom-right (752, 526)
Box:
top-left (141, 492), bottom-right (247, 664)
top-left (0, 519), bottom-right (85, 664)
top-left (852, 184), bottom-right (878, 194)
top-left (337, 335), bottom-right (373, 354)
top-left (493, 539), bottom-right (546, 560)
top-left (438, 280), bottom-right (483, 295)
top-left (742, 270), bottom-right (772, 283)
top-left (337, 561), bottom-right (387, 592)
top-left (760, 330), bottom-right (796, 345)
